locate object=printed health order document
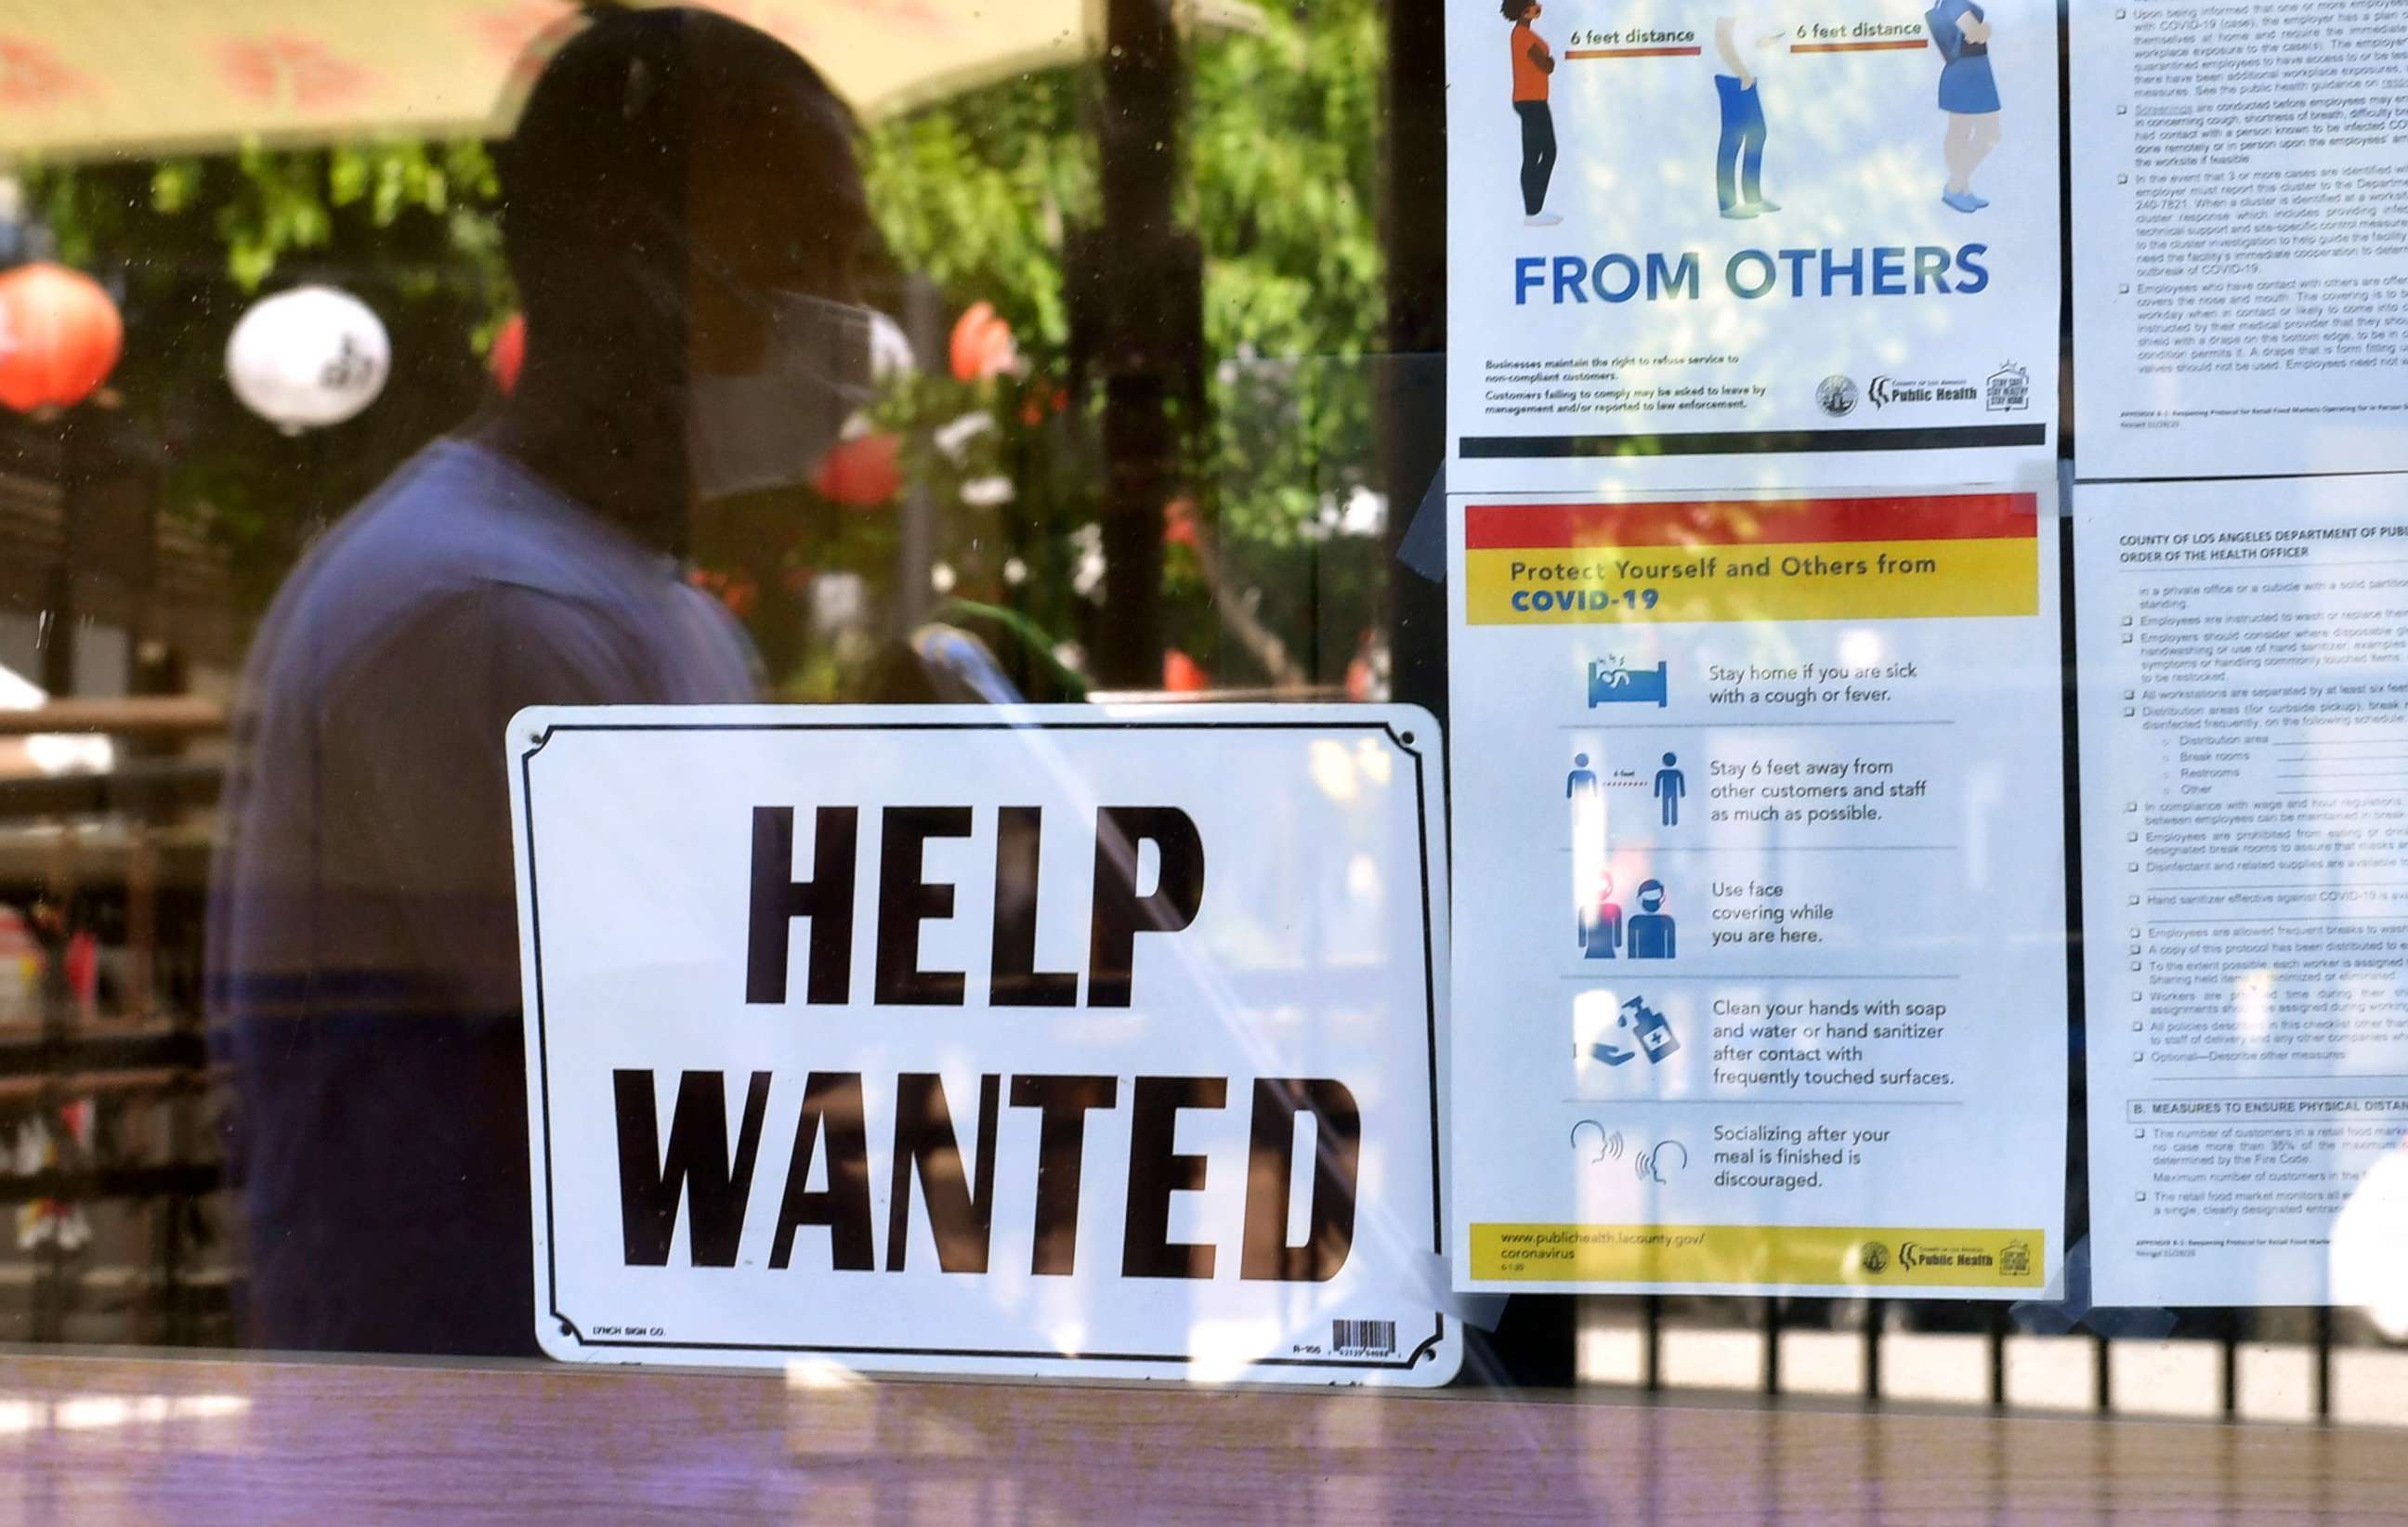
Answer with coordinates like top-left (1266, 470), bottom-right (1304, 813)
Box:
top-left (2078, 476), bottom-right (2408, 1306)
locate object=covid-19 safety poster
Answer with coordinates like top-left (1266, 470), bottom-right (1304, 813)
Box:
top-left (1446, 0), bottom-right (2061, 492)
top-left (1445, 487), bottom-right (2068, 1297)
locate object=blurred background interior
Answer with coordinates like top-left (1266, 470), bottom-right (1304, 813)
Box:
top-left (0, 0), bottom-right (2397, 1427)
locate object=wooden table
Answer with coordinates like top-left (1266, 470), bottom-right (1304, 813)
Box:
top-left (0, 1351), bottom-right (2394, 1523)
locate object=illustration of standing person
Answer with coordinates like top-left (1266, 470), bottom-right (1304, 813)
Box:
top-left (1505, 1), bottom-right (1561, 227)
top-left (1583, 871), bottom-right (1624, 959)
top-left (1568, 751), bottom-right (1604, 861)
top-left (1629, 880), bottom-right (1677, 959)
top-left (1711, 12), bottom-right (1786, 218)
top-left (1654, 751), bottom-right (1686, 828)
top-left (1567, 752), bottom-right (1602, 803)
top-left (1928, 0), bottom-right (2001, 212)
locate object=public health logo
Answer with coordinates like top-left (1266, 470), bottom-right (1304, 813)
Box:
top-left (1867, 375), bottom-right (1978, 410)
top-left (2001, 1240), bottom-right (2032, 1278)
top-left (1816, 374), bottom-right (1859, 417)
top-left (1858, 1240), bottom-right (1891, 1274)
top-left (1986, 362), bottom-right (2031, 411)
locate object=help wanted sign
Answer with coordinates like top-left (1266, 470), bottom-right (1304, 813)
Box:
top-left (507, 706), bottom-right (1459, 1384)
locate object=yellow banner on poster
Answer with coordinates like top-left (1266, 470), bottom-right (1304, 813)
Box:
top-left (1463, 537), bottom-right (2038, 625)
top-left (1469, 1223), bottom-right (2045, 1286)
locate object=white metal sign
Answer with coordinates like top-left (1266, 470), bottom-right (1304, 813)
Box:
top-left (508, 705), bottom-right (1459, 1385)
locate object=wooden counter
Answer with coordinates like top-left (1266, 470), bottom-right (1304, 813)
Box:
top-left (0, 1351), bottom-right (2393, 1523)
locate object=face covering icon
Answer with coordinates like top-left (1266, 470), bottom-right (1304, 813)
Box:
top-left (688, 290), bottom-right (879, 502)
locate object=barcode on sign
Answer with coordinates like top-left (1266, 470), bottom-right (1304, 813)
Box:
top-left (1331, 1319), bottom-right (1396, 1357)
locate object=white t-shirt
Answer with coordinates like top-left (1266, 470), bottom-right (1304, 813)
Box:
top-left (1711, 14), bottom-right (1785, 80)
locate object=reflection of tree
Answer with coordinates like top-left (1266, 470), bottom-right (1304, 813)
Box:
top-left (24, 142), bottom-right (506, 614)
top-left (864, 0), bottom-right (1389, 688)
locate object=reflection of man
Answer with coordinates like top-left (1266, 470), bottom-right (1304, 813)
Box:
top-left (1711, 12), bottom-right (1786, 218)
top-left (209, 10), bottom-right (871, 1355)
top-left (1504, 0), bottom-right (1561, 228)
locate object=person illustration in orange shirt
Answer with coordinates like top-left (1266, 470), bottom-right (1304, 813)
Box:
top-left (1504, 0), bottom-right (1561, 227)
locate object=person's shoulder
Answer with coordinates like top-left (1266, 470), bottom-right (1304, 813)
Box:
top-left (351, 438), bottom-right (648, 587)
top-left (243, 440), bottom-right (653, 692)
top-left (314, 439), bottom-right (686, 609)
top-left (236, 444), bottom-right (468, 674)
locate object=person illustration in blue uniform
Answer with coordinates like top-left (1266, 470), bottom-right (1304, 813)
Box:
top-left (1710, 12), bottom-right (1786, 218)
top-left (1928, 0), bottom-right (2001, 212)
top-left (1628, 879), bottom-right (1677, 959)
top-left (1654, 751), bottom-right (1685, 828)
top-left (1582, 871), bottom-right (1624, 958)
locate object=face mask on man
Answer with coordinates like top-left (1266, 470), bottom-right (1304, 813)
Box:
top-left (687, 289), bottom-right (879, 502)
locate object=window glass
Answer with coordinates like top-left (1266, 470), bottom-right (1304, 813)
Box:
top-left (0, 0), bottom-right (2395, 1453)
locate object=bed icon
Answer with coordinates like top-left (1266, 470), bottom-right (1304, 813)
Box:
top-left (1588, 659), bottom-right (1669, 709)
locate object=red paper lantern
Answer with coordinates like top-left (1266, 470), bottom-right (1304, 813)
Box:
top-left (0, 263), bottom-right (122, 412)
top-left (813, 431), bottom-right (902, 507)
top-left (948, 301), bottom-right (1017, 383)
top-left (1163, 497), bottom-right (1199, 549)
top-left (489, 311), bottom-right (527, 396)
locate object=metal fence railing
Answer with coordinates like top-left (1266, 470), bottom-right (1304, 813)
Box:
top-left (1561, 1296), bottom-right (2390, 1425)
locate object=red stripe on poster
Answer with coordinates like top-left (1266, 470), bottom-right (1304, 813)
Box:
top-left (1464, 493), bottom-right (2038, 550)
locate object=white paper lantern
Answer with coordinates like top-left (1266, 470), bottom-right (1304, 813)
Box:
top-left (868, 309), bottom-right (916, 380)
top-left (225, 284), bottom-right (390, 434)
